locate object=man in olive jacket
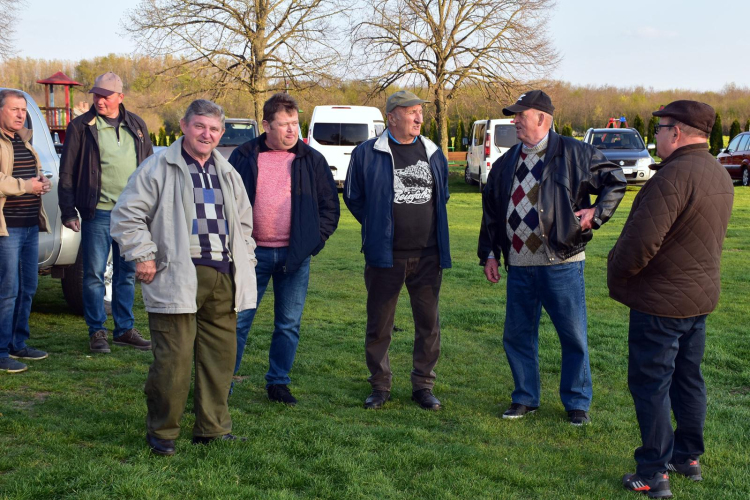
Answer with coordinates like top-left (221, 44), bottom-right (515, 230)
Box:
top-left (609, 101), bottom-right (733, 497)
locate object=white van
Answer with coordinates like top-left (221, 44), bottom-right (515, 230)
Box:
top-left (465, 119), bottom-right (520, 190)
top-left (307, 106), bottom-right (385, 187)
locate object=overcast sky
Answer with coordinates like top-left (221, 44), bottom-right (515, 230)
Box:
top-left (13, 0), bottom-right (750, 92)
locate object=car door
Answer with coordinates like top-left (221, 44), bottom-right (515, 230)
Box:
top-left (718, 134), bottom-right (744, 181)
top-left (467, 122), bottom-right (485, 180)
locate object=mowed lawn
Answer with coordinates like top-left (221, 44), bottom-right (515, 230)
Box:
top-left (2, 173), bottom-right (749, 499)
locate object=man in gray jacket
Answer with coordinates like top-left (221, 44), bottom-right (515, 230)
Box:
top-left (111, 99), bottom-right (257, 456)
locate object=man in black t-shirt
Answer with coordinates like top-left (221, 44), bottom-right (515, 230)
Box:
top-left (0, 89), bottom-right (52, 374)
top-left (344, 91), bottom-right (452, 411)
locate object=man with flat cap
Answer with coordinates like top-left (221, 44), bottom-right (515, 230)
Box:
top-left (478, 90), bottom-right (626, 425)
top-left (344, 90), bottom-right (451, 411)
top-left (59, 72), bottom-right (153, 353)
top-left (608, 101), bottom-right (733, 497)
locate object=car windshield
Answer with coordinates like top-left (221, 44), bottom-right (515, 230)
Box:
top-left (494, 124), bottom-right (519, 148)
top-left (219, 122), bottom-right (257, 147)
top-left (590, 131), bottom-right (645, 150)
top-left (313, 123), bottom-right (369, 146)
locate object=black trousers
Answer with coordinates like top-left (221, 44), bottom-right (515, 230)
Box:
top-left (364, 254), bottom-right (442, 392)
top-left (628, 309), bottom-right (707, 477)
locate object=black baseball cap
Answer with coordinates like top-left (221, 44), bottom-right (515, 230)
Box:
top-left (502, 90), bottom-right (555, 116)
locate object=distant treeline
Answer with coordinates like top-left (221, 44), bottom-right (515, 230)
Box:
top-left (3, 54), bottom-right (750, 143)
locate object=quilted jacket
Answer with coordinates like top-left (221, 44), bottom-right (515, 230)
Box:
top-left (607, 143), bottom-right (734, 318)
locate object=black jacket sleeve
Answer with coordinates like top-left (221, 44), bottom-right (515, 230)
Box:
top-left (58, 120), bottom-right (82, 223)
top-left (314, 153), bottom-right (340, 241)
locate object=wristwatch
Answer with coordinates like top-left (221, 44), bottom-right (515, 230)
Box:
top-left (591, 216), bottom-right (603, 230)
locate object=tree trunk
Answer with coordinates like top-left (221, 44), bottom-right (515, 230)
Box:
top-left (433, 85), bottom-right (449, 155)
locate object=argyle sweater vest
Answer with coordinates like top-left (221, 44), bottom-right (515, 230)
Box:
top-left (505, 135), bottom-right (585, 267)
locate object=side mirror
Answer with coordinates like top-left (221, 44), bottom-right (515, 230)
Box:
top-left (647, 143), bottom-right (655, 150)
top-left (462, 137), bottom-right (468, 146)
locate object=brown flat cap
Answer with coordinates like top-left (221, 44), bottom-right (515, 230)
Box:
top-left (503, 90), bottom-right (555, 116)
top-left (652, 100), bottom-right (715, 135)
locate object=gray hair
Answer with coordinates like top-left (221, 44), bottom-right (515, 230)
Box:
top-left (182, 99), bottom-right (225, 129)
top-left (0, 89), bottom-right (26, 109)
top-left (674, 121), bottom-right (708, 139)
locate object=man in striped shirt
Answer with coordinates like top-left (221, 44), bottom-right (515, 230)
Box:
top-left (0, 89), bottom-right (52, 374)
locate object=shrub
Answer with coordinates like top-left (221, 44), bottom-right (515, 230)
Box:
top-left (729, 119), bottom-right (742, 143)
top-left (710, 113), bottom-right (723, 155)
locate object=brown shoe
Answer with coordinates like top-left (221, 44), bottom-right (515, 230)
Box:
top-left (89, 330), bottom-right (111, 353)
top-left (113, 328), bottom-right (152, 351)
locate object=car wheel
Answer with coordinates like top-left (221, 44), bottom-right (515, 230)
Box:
top-left (742, 167), bottom-right (749, 187)
top-left (61, 247), bottom-right (113, 316)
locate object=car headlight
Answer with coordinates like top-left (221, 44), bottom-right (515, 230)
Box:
top-left (637, 157), bottom-right (653, 167)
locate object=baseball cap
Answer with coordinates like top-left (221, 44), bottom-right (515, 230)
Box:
top-left (386, 90), bottom-right (430, 113)
top-left (502, 90), bottom-right (555, 116)
top-left (89, 72), bottom-right (123, 97)
top-left (652, 100), bottom-right (715, 135)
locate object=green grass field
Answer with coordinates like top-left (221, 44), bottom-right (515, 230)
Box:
top-left (2, 175), bottom-right (749, 499)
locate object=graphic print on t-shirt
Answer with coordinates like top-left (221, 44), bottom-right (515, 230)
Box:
top-left (394, 160), bottom-right (433, 204)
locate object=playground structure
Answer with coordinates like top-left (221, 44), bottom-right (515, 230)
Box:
top-left (36, 71), bottom-right (82, 143)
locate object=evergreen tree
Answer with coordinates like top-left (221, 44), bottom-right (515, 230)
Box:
top-left (456, 119), bottom-right (466, 151)
top-left (301, 121), bottom-right (309, 139)
top-left (446, 116), bottom-right (452, 150)
top-left (168, 132), bottom-right (177, 145)
top-left (633, 114), bottom-right (645, 139)
top-left (745, 118), bottom-right (750, 132)
top-left (710, 113), bottom-right (723, 156)
top-left (647, 116), bottom-right (658, 146)
top-left (149, 132), bottom-right (157, 146)
top-left (429, 118), bottom-right (438, 144)
top-left (561, 124), bottom-right (573, 137)
top-left (158, 127), bottom-right (167, 148)
top-left (553, 120), bottom-right (559, 133)
top-left (729, 119), bottom-right (741, 143)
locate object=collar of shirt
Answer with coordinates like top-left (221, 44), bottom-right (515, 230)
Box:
top-left (387, 129), bottom-right (418, 144)
top-left (181, 145), bottom-right (215, 170)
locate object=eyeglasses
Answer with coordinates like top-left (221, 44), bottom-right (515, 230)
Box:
top-left (654, 123), bottom-right (676, 134)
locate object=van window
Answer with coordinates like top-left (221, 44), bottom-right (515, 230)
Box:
top-left (313, 123), bottom-right (369, 146)
top-left (472, 123), bottom-right (485, 146)
top-left (219, 122), bottom-right (257, 147)
top-left (494, 125), bottom-right (518, 148)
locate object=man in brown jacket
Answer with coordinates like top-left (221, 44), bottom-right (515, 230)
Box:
top-left (607, 100), bottom-right (733, 498)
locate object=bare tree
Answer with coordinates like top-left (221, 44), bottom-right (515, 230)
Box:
top-left (124, 0), bottom-right (350, 122)
top-left (0, 0), bottom-right (26, 60)
top-left (354, 0), bottom-right (559, 153)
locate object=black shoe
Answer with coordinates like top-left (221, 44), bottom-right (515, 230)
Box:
top-left (267, 384), bottom-right (297, 406)
top-left (667, 459), bottom-right (702, 481)
top-left (502, 403), bottom-right (538, 419)
top-left (364, 390), bottom-right (390, 409)
top-left (146, 433), bottom-right (175, 456)
top-left (9, 347), bottom-right (48, 360)
top-left (0, 357), bottom-right (28, 373)
top-left (192, 433), bottom-right (247, 445)
top-left (412, 389), bottom-right (442, 410)
top-left (623, 472), bottom-right (672, 498)
top-left (568, 409), bottom-right (591, 426)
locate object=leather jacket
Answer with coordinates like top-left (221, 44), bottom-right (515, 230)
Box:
top-left (478, 131), bottom-right (626, 267)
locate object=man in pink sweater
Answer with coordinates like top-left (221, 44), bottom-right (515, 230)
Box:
top-left (229, 93), bottom-right (340, 405)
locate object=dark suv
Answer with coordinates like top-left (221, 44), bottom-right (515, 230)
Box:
top-left (718, 131), bottom-right (750, 186)
top-left (583, 128), bottom-right (655, 184)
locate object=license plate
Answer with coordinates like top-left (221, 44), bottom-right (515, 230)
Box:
top-left (622, 168), bottom-right (633, 174)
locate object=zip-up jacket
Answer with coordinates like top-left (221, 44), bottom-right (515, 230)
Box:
top-left (0, 127), bottom-right (51, 236)
top-left (228, 134), bottom-right (340, 273)
top-left (344, 133), bottom-right (452, 269)
top-left (58, 104), bottom-right (153, 222)
top-left (110, 137), bottom-right (257, 314)
top-left (478, 130), bottom-right (626, 267)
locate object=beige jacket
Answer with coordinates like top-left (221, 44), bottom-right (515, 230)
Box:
top-left (111, 137), bottom-right (257, 314)
top-left (0, 127), bottom-right (51, 236)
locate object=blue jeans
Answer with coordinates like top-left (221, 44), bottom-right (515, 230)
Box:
top-left (0, 226), bottom-right (39, 358)
top-left (81, 209), bottom-right (135, 338)
top-left (628, 310), bottom-right (707, 477)
top-left (503, 262), bottom-right (592, 411)
top-left (235, 247), bottom-right (310, 386)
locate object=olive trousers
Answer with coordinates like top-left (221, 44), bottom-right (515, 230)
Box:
top-left (145, 266), bottom-right (237, 440)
